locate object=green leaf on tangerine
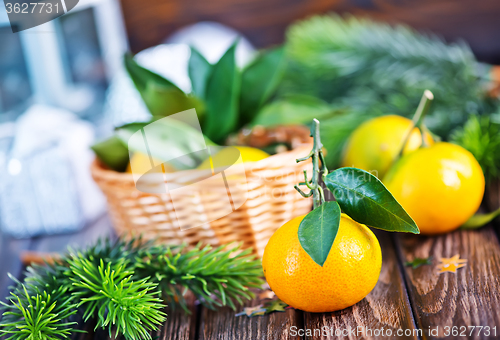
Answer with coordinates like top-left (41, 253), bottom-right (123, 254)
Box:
top-left (298, 201), bottom-right (341, 267)
top-left (461, 207), bottom-right (500, 229)
top-left (324, 167), bottom-right (419, 234)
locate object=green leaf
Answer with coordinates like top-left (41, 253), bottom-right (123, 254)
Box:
top-left (91, 136), bottom-right (129, 172)
top-left (124, 54), bottom-right (201, 117)
top-left (124, 53), bottom-right (180, 92)
top-left (461, 207), bottom-right (500, 229)
top-left (298, 201), bottom-right (341, 266)
top-left (251, 94), bottom-right (334, 127)
top-left (324, 167), bottom-right (419, 234)
top-left (116, 118), bottom-right (215, 170)
top-left (239, 47), bottom-right (286, 126)
top-left (204, 41), bottom-right (240, 143)
top-left (405, 256), bottom-right (432, 269)
top-left (264, 299), bottom-right (287, 314)
top-left (188, 47), bottom-right (212, 100)
top-left (142, 82), bottom-right (204, 118)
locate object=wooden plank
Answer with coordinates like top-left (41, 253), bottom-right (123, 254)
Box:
top-left (199, 294), bottom-right (303, 340)
top-left (94, 295), bottom-right (197, 340)
top-left (302, 230), bottom-right (418, 340)
top-left (71, 320), bottom-right (96, 340)
top-left (158, 295), bottom-right (198, 340)
top-left (395, 226), bottom-right (500, 339)
top-left (0, 235), bottom-right (31, 301)
top-left (28, 213), bottom-right (114, 255)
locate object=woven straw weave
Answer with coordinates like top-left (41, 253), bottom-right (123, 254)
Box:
top-left (91, 126), bottom-right (313, 257)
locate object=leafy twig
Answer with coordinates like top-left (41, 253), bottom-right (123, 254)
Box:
top-left (294, 119), bottom-right (419, 266)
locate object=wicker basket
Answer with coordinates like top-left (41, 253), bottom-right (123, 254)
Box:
top-left (91, 125), bottom-right (313, 257)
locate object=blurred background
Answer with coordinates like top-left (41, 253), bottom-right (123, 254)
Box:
top-left (1, 0), bottom-right (500, 239)
top-left (121, 0), bottom-right (500, 63)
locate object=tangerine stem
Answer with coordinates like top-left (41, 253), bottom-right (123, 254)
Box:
top-left (295, 119), bottom-right (329, 209)
top-left (396, 90), bottom-right (434, 159)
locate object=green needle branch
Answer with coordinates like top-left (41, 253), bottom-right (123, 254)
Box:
top-left (133, 243), bottom-right (264, 313)
top-left (69, 256), bottom-right (166, 340)
top-left (0, 238), bottom-right (264, 340)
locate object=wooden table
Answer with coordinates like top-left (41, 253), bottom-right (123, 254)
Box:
top-left (1, 214), bottom-right (500, 340)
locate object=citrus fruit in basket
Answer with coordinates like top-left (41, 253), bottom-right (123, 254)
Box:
top-left (198, 146), bottom-right (269, 169)
top-left (262, 214), bottom-right (382, 313)
top-left (383, 142), bottom-right (485, 235)
top-left (127, 152), bottom-right (177, 174)
top-left (126, 152), bottom-right (171, 174)
top-left (342, 115), bottom-right (434, 178)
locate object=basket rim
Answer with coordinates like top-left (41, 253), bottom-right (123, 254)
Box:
top-left (91, 125), bottom-right (313, 182)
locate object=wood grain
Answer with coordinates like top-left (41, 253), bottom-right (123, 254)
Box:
top-left (199, 294), bottom-right (303, 340)
top-left (97, 298), bottom-right (198, 340)
top-left (157, 294), bottom-right (198, 340)
top-left (395, 226), bottom-right (500, 339)
top-left (120, 0), bottom-right (500, 63)
top-left (303, 230), bottom-right (418, 340)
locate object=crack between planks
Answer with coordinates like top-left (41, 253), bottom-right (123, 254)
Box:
top-left (297, 310), bottom-right (305, 340)
top-left (192, 303), bottom-right (202, 340)
top-left (491, 218), bottom-right (500, 246)
top-left (390, 233), bottom-right (424, 340)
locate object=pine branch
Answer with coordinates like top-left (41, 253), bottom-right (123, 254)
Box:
top-left (286, 14), bottom-right (477, 79)
top-left (0, 238), bottom-right (265, 340)
top-left (68, 255), bottom-right (166, 340)
top-left (0, 287), bottom-right (79, 340)
top-left (281, 14), bottom-right (499, 159)
top-left (0, 265), bottom-right (80, 340)
top-left (79, 237), bottom-right (148, 264)
top-left (133, 243), bottom-right (265, 313)
top-left (451, 114), bottom-right (500, 182)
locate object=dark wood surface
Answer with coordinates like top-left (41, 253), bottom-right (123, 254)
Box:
top-left (2, 214), bottom-right (500, 339)
top-left (303, 230), bottom-right (418, 340)
top-left (396, 226), bottom-right (500, 339)
top-left (157, 295), bottom-right (197, 340)
top-left (120, 0), bottom-right (500, 64)
top-left (0, 211), bottom-right (500, 340)
top-left (199, 297), bottom-right (301, 340)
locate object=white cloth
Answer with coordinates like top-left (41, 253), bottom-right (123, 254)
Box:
top-left (10, 104), bottom-right (106, 224)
